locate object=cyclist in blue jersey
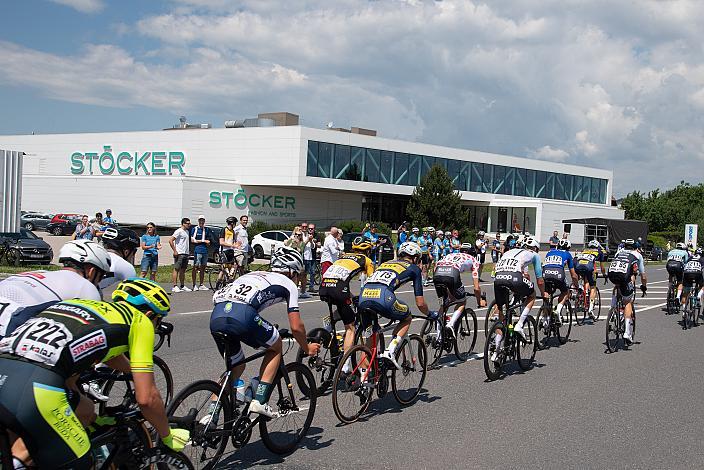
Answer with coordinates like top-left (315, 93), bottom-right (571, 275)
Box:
top-left (359, 242), bottom-right (436, 369)
top-left (363, 224), bottom-right (381, 267)
top-left (574, 239), bottom-right (608, 318)
top-left (433, 230), bottom-right (449, 261)
top-left (541, 239), bottom-right (578, 326)
top-left (409, 227), bottom-right (420, 244)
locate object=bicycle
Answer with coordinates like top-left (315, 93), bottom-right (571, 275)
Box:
top-left (0, 238), bottom-right (20, 266)
top-left (573, 274), bottom-right (602, 325)
top-left (331, 308), bottom-right (427, 424)
top-left (420, 285), bottom-right (478, 367)
top-left (167, 328), bottom-right (316, 469)
top-left (605, 286), bottom-right (638, 352)
top-left (681, 289), bottom-right (700, 330)
top-left (483, 295), bottom-right (538, 381)
top-left (666, 275), bottom-right (681, 316)
top-left (536, 284), bottom-right (573, 349)
top-left (484, 292), bottom-right (519, 337)
top-left (208, 250), bottom-right (246, 291)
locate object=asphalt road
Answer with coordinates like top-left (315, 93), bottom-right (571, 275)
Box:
top-left (155, 265), bottom-right (703, 469)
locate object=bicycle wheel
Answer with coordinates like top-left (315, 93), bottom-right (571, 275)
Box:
top-left (516, 316), bottom-right (537, 371)
top-left (536, 302), bottom-right (552, 351)
top-left (90, 418), bottom-right (154, 468)
top-left (295, 327), bottom-right (335, 396)
top-left (483, 320), bottom-right (506, 381)
top-left (605, 308), bottom-right (621, 352)
top-left (454, 308), bottom-right (478, 361)
top-left (574, 289), bottom-right (586, 326)
top-left (155, 449), bottom-right (195, 469)
top-left (100, 355), bottom-right (174, 413)
top-left (592, 288), bottom-right (602, 321)
top-left (260, 362), bottom-right (317, 455)
top-left (391, 334), bottom-right (427, 406)
top-left (332, 344), bottom-right (375, 424)
top-left (556, 302), bottom-right (573, 345)
top-left (419, 317), bottom-right (442, 366)
top-left (666, 283), bottom-right (675, 315)
top-left (484, 301), bottom-right (501, 337)
top-left (166, 380), bottom-right (232, 470)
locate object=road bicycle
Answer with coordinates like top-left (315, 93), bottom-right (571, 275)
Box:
top-left (167, 328), bottom-right (316, 469)
top-left (0, 238), bottom-right (21, 266)
top-left (331, 308), bottom-right (427, 424)
top-left (207, 250), bottom-right (247, 291)
top-left (537, 283), bottom-right (573, 349)
top-left (483, 294), bottom-right (538, 381)
top-left (680, 289), bottom-right (700, 330)
top-left (605, 286), bottom-right (639, 352)
top-left (484, 292), bottom-right (519, 337)
top-left (420, 284), bottom-right (478, 367)
top-left (573, 274), bottom-right (602, 325)
top-left (666, 275), bottom-right (681, 316)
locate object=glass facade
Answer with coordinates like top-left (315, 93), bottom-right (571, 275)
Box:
top-left (307, 140), bottom-right (608, 204)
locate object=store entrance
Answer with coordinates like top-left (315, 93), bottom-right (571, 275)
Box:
top-left (361, 193), bottom-right (409, 227)
top-left (497, 207), bottom-right (508, 232)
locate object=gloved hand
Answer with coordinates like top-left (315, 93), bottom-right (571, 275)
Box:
top-left (163, 428), bottom-right (190, 452)
top-left (427, 310), bottom-right (439, 320)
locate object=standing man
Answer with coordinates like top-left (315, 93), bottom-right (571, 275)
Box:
top-left (91, 212), bottom-right (107, 240)
top-left (321, 227), bottom-right (342, 276)
top-left (233, 215), bottom-right (250, 272)
top-left (491, 232), bottom-right (502, 264)
top-left (72, 214), bottom-right (94, 240)
top-left (364, 223), bottom-right (381, 268)
top-left (450, 229), bottom-right (461, 253)
top-left (170, 217), bottom-right (191, 293)
top-left (103, 209), bottom-right (116, 225)
top-left (305, 223), bottom-right (321, 293)
top-left (190, 215), bottom-right (212, 291)
top-left (396, 223), bottom-right (408, 257)
top-left (140, 222), bottom-right (161, 280)
top-left (475, 230), bottom-right (487, 281)
top-left (549, 230), bottom-right (560, 249)
top-left (299, 222), bottom-right (310, 297)
top-left (419, 227), bottom-right (432, 286)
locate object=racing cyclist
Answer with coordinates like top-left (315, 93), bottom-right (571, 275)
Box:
top-left (209, 246), bottom-right (320, 418)
top-left (433, 243), bottom-right (487, 337)
top-left (358, 241), bottom-right (436, 369)
top-left (0, 278), bottom-right (188, 469)
top-left (607, 239), bottom-right (647, 343)
top-left (574, 239), bottom-right (608, 319)
top-left (541, 239), bottom-right (579, 326)
top-left (0, 240), bottom-right (111, 339)
top-left (99, 226), bottom-right (139, 289)
top-left (680, 248), bottom-right (704, 326)
top-left (666, 242), bottom-right (690, 305)
top-left (319, 236), bottom-right (375, 367)
top-left (491, 236), bottom-right (545, 362)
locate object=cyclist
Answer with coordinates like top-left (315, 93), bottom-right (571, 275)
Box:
top-left (0, 240), bottom-right (111, 339)
top-left (666, 242), bottom-right (690, 303)
top-left (541, 238), bottom-right (579, 326)
top-left (210, 246), bottom-right (320, 418)
top-left (607, 239), bottom-right (646, 344)
top-left (419, 227), bottom-right (433, 286)
top-left (433, 243), bottom-right (487, 336)
top-left (573, 239), bottom-right (608, 319)
top-left (219, 216), bottom-right (238, 264)
top-left (680, 248), bottom-right (704, 325)
top-left (491, 236), bottom-right (545, 362)
top-left (358, 241), bottom-right (436, 369)
top-left (0, 278), bottom-right (188, 469)
top-left (99, 227), bottom-right (139, 289)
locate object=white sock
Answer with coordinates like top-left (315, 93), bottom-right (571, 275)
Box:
top-left (556, 303), bottom-right (564, 316)
top-left (677, 288), bottom-right (683, 299)
top-left (494, 332), bottom-right (503, 349)
top-left (625, 318), bottom-right (633, 337)
top-left (387, 336), bottom-right (400, 356)
top-left (515, 306), bottom-right (530, 329)
top-left (589, 299), bottom-right (594, 312)
top-left (342, 356), bottom-right (352, 373)
top-left (449, 308), bottom-right (463, 329)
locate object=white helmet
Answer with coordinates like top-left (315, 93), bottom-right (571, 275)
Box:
top-left (588, 239), bottom-right (600, 248)
top-left (58, 240), bottom-right (111, 272)
top-left (436, 230), bottom-right (444, 236)
top-left (676, 242), bottom-right (687, 250)
top-left (412, 227), bottom-right (419, 233)
top-left (477, 230), bottom-right (486, 237)
top-left (270, 246), bottom-right (304, 274)
top-left (523, 237), bottom-right (540, 250)
top-left (558, 238), bottom-right (571, 250)
top-left (398, 241), bottom-right (422, 258)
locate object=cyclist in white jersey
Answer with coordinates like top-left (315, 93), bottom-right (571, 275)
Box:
top-left (0, 240), bottom-right (111, 338)
top-left (99, 227), bottom-right (139, 289)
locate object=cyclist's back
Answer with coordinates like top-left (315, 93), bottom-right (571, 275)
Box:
top-left (667, 246), bottom-right (689, 281)
top-left (574, 246), bottom-right (605, 278)
top-left (682, 253), bottom-right (703, 288)
top-left (319, 251), bottom-right (374, 325)
top-left (543, 246), bottom-right (573, 292)
top-left (434, 252), bottom-right (478, 298)
top-left (359, 258), bottom-right (423, 319)
top-left (607, 249), bottom-right (640, 296)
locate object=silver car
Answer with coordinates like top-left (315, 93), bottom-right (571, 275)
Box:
top-left (20, 213), bottom-right (53, 231)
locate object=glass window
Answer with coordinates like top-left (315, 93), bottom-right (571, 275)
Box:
top-left (408, 154), bottom-right (421, 186)
top-left (514, 168), bottom-right (527, 196)
top-left (573, 176), bottom-right (583, 201)
top-left (535, 171), bottom-right (547, 198)
top-left (364, 149), bottom-right (380, 183)
top-left (470, 162), bottom-right (483, 192)
top-left (545, 172), bottom-right (555, 199)
top-left (493, 165), bottom-right (505, 194)
top-left (262, 232), bottom-right (276, 240)
top-left (457, 161), bottom-right (470, 191)
top-left (582, 177), bottom-right (591, 203)
top-left (421, 156), bottom-right (435, 181)
top-left (394, 152), bottom-right (409, 185)
top-left (317, 142), bottom-right (334, 178)
top-left (434, 158), bottom-right (448, 172)
top-left (345, 146), bottom-right (364, 181)
top-left (306, 141), bottom-right (318, 177)
top-left (525, 169), bottom-right (536, 197)
top-left (380, 150), bottom-right (393, 184)
top-left (483, 164), bottom-right (494, 193)
top-left (599, 179), bottom-right (607, 204)
top-left (447, 159), bottom-right (460, 188)
top-left (554, 173), bottom-right (566, 200)
top-left (333, 144), bottom-right (350, 179)
top-left (502, 167), bottom-right (515, 195)
top-left (590, 177), bottom-right (601, 203)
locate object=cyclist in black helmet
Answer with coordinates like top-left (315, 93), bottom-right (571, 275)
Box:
top-left (100, 226), bottom-right (140, 289)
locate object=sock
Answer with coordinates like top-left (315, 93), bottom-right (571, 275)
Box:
top-left (494, 332), bottom-right (503, 349)
top-left (342, 356), bottom-right (352, 373)
top-left (387, 336), bottom-right (400, 356)
top-left (625, 318), bottom-right (633, 337)
top-left (589, 298), bottom-right (594, 312)
top-left (14, 457), bottom-right (27, 469)
top-left (556, 303), bottom-right (564, 316)
top-left (515, 306), bottom-right (530, 329)
top-left (449, 308), bottom-right (463, 329)
top-left (677, 288), bottom-right (683, 299)
top-left (254, 381), bottom-right (273, 405)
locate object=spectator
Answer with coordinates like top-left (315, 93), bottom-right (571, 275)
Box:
top-left (549, 230), bottom-right (560, 249)
top-left (475, 230), bottom-right (487, 281)
top-left (304, 223), bottom-right (321, 293)
top-left (337, 229), bottom-right (345, 253)
top-left (170, 217), bottom-right (191, 292)
top-left (321, 227), bottom-right (343, 275)
top-left (72, 215), bottom-right (94, 240)
top-left (140, 222), bottom-right (161, 280)
top-left (233, 215), bottom-right (250, 272)
top-left (190, 215), bottom-right (212, 291)
top-left (450, 229), bottom-right (461, 253)
top-left (395, 223), bottom-right (408, 256)
top-left (285, 225), bottom-right (305, 254)
top-left (299, 222), bottom-right (310, 297)
top-left (364, 223), bottom-right (381, 267)
top-left (91, 212), bottom-right (109, 240)
top-left (219, 216), bottom-right (237, 264)
top-left (103, 209), bottom-right (116, 225)
top-left (491, 232), bottom-right (502, 262)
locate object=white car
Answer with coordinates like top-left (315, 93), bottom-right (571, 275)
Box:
top-left (251, 230), bottom-right (293, 258)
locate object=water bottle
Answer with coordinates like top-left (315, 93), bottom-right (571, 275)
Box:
top-left (233, 378), bottom-right (246, 403)
top-left (245, 376), bottom-right (259, 402)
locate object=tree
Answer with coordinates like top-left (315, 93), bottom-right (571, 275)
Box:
top-left (407, 165), bottom-right (469, 229)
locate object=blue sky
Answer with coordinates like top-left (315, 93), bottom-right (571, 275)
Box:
top-left (2, 0), bottom-right (704, 195)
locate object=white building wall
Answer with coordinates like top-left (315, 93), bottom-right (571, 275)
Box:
top-left (540, 201), bottom-right (624, 245)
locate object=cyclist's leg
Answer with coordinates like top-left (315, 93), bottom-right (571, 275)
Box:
top-left (621, 282), bottom-right (635, 339)
top-left (515, 276), bottom-right (536, 330)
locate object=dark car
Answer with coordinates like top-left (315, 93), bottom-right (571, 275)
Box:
top-left (342, 232), bottom-right (394, 263)
top-left (20, 213), bottom-right (53, 231)
top-left (46, 215), bottom-right (81, 236)
top-left (0, 228), bottom-right (53, 266)
top-left (187, 226), bottom-right (254, 264)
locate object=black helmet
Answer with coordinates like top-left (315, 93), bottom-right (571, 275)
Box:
top-left (226, 216), bottom-right (236, 225)
top-left (102, 227), bottom-right (140, 252)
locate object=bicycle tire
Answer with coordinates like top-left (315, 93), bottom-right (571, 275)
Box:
top-left (666, 282), bottom-right (675, 315)
top-left (259, 362), bottom-right (317, 455)
top-left (166, 380), bottom-right (232, 470)
top-left (295, 327), bottom-right (335, 396)
top-left (391, 334), bottom-right (427, 406)
top-left (557, 302), bottom-right (573, 345)
top-left (155, 449), bottom-right (195, 469)
top-left (89, 418), bottom-right (154, 468)
top-left (483, 320), bottom-right (506, 381)
top-left (100, 355), bottom-right (174, 414)
top-left (207, 267), bottom-right (220, 291)
top-left (516, 315), bottom-right (537, 371)
top-left (419, 317), bottom-right (443, 367)
top-left (593, 288), bottom-right (602, 321)
top-left (331, 344), bottom-right (375, 424)
top-left (454, 308), bottom-right (478, 361)
top-left (574, 288), bottom-right (586, 326)
top-left (537, 301), bottom-right (552, 351)
top-left (484, 301), bottom-right (501, 337)
top-left (605, 308), bottom-right (621, 352)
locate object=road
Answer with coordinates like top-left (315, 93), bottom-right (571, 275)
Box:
top-left (155, 265), bottom-right (703, 469)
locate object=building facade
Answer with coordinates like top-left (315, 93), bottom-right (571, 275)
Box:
top-left (0, 124), bottom-right (622, 242)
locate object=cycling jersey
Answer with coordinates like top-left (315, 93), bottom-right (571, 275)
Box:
top-left (433, 238), bottom-right (450, 259)
top-left (543, 249), bottom-right (573, 294)
top-left (574, 248), bottom-right (606, 271)
top-left (436, 253), bottom-right (480, 278)
top-left (493, 248), bottom-right (542, 306)
top-left (667, 249), bottom-right (690, 264)
top-left (99, 252), bottom-right (137, 289)
top-left (212, 271), bottom-right (299, 313)
top-left (607, 250), bottom-right (640, 298)
top-left (0, 270), bottom-right (101, 337)
top-left (683, 255), bottom-right (704, 288)
top-left (433, 253), bottom-right (478, 299)
top-left (320, 253), bottom-right (374, 325)
top-left (543, 249), bottom-right (575, 270)
top-left (418, 235), bottom-right (431, 253)
top-left (409, 234), bottom-right (419, 244)
top-left (362, 259), bottom-right (424, 296)
top-left (494, 248), bottom-right (543, 278)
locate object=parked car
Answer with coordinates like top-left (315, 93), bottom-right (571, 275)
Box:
top-left (20, 213), bottom-right (53, 231)
top-left (46, 214), bottom-right (81, 236)
top-left (341, 232), bottom-right (394, 263)
top-left (0, 228), bottom-right (53, 265)
top-left (251, 230), bottom-right (293, 259)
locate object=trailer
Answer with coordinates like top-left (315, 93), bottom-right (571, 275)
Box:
top-left (562, 217), bottom-right (648, 259)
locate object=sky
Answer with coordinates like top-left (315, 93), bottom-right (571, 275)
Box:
top-left (1, 0), bottom-right (703, 196)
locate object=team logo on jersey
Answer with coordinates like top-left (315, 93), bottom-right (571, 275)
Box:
top-left (257, 291), bottom-right (276, 304)
top-left (495, 274), bottom-right (513, 281)
top-left (49, 304), bottom-right (95, 324)
top-left (224, 302), bottom-right (233, 313)
top-left (69, 330), bottom-right (107, 361)
top-left (362, 288), bottom-right (381, 299)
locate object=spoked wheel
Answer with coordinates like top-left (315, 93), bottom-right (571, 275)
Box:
top-left (454, 308), bottom-right (478, 361)
top-left (332, 344), bottom-right (375, 424)
top-left (259, 362), bottom-right (317, 455)
top-left (207, 267), bottom-right (224, 291)
top-left (484, 301), bottom-right (501, 337)
top-left (483, 320), bottom-right (506, 381)
top-left (556, 302), bottom-right (573, 345)
top-left (100, 355), bottom-right (174, 414)
top-left (166, 380), bottom-right (232, 470)
top-left (391, 334), bottom-right (427, 406)
top-left (295, 328), bottom-right (335, 396)
top-left (536, 302), bottom-right (552, 351)
top-left (516, 316), bottom-right (538, 371)
top-left (666, 283), bottom-right (675, 315)
top-left (592, 288), bottom-right (602, 321)
top-left (605, 308), bottom-right (622, 352)
top-left (419, 317), bottom-right (441, 366)
top-left (574, 290), bottom-right (586, 326)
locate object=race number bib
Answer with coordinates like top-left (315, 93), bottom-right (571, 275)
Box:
top-left (367, 270), bottom-right (396, 286)
top-left (609, 260), bottom-right (630, 274)
top-left (668, 253), bottom-right (685, 262)
top-left (496, 257), bottom-right (519, 272)
top-left (0, 317), bottom-right (73, 366)
top-left (686, 261), bottom-right (702, 272)
top-left (323, 264), bottom-right (351, 281)
top-left (544, 255), bottom-right (563, 266)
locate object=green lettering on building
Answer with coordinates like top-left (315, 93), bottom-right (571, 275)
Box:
top-left (69, 146), bottom-right (186, 175)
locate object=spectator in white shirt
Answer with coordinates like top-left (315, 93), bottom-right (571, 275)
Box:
top-left (233, 215), bottom-right (250, 271)
top-left (170, 217), bottom-right (192, 293)
top-left (321, 227), bottom-right (343, 276)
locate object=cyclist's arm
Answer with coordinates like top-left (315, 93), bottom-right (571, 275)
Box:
top-left (134, 372), bottom-right (169, 438)
top-left (532, 254), bottom-right (545, 296)
top-left (104, 354), bottom-right (131, 373)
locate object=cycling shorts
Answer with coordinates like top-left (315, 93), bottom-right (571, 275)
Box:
top-left (666, 261), bottom-right (684, 283)
top-left (0, 358), bottom-right (91, 469)
top-left (319, 282), bottom-right (355, 326)
top-left (543, 267), bottom-right (568, 294)
top-left (210, 302), bottom-right (280, 368)
top-left (683, 270), bottom-right (704, 290)
top-left (421, 253), bottom-right (430, 265)
top-left (493, 271), bottom-right (534, 307)
top-left (607, 271), bottom-right (635, 299)
top-left (432, 266), bottom-right (466, 300)
top-left (574, 264), bottom-right (596, 286)
top-left (358, 285), bottom-right (410, 329)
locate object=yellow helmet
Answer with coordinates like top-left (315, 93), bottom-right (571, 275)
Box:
top-left (112, 277), bottom-right (171, 317)
top-left (352, 236), bottom-right (373, 252)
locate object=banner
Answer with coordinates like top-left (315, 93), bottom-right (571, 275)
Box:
top-left (685, 224), bottom-right (698, 248)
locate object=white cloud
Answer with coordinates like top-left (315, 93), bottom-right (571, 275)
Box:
top-left (48, 0), bottom-right (104, 14)
top-left (527, 145), bottom-right (570, 162)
